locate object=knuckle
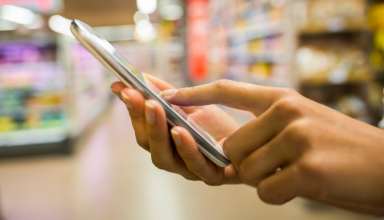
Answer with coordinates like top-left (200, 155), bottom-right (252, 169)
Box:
top-left (212, 79), bottom-right (233, 99)
top-left (273, 96), bottom-right (304, 119)
top-left (257, 184), bottom-right (287, 205)
top-left (284, 119), bottom-right (312, 148)
top-left (213, 79), bottom-right (233, 92)
top-left (296, 155), bottom-right (322, 180)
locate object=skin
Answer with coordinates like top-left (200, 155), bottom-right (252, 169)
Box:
top-left (111, 77), bottom-right (384, 216)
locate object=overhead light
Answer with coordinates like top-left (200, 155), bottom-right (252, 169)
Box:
top-left (48, 15), bottom-right (73, 37)
top-left (133, 11), bottom-right (150, 24)
top-left (0, 5), bottom-right (43, 29)
top-left (134, 20), bottom-right (156, 42)
top-left (159, 3), bottom-right (183, 21)
top-left (137, 0), bottom-right (157, 14)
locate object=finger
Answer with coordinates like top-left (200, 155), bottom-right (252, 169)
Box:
top-left (144, 74), bottom-right (174, 91)
top-left (121, 88), bottom-right (148, 149)
top-left (161, 80), bottom-right (285, 114)
top-left (145, 101), bottom-right (199, 180)
top-left (111, 81), bottom-right (130, 95)
top-left (145, 100), bottom-right (176, 168)
top-left (256, 166), bottom-right (298, 205)
top-left (171, 126), bottom-right (224, 186)
top-left (223, 101), bottom-right (297, 165)
top-left (117, 74), bottom-right (199, 115)
top-left (238, 136), bottom-right (292, 186)
top-left (144, 74), bottom-right (199, 114)
top-left (223, 164), bottom-right (242, 184)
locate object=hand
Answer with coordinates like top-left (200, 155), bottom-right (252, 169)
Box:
top-left (162, 79), bottom-right (384, 216)
top-left (111, 75), bottom-right (240, 185)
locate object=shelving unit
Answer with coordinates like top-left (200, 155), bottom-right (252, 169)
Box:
top-left (202, 0), bottom-right (295, 87)
top-left (291, 0), bottom-right (383, 124)
top-left (0, 27), bottom-right (72, 156)
top-left (200, 0), bottom-right (383, 125)
top-left (0, 2), bottom-right (116, 156)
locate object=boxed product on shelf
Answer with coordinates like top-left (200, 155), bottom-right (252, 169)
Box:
top-left (233, 0), bottom-right (285, 28)
top-left (369, 1), bottom-right (384, 29)
top-left (298, 0), bottom-right (368, 33)
top-left (296, 40), bottom-right (371, 85)
top-left (0, 41), bottom-right (67, 130)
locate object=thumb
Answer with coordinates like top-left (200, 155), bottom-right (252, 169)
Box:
top-left (161, 80), bottom-right (284, 114)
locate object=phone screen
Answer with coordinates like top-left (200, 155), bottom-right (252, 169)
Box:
top-left (70, 20), bottom-right (230, 167)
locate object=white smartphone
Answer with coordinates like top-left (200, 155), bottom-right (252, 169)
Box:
top-left (70, 19), bottom-right (230, 167)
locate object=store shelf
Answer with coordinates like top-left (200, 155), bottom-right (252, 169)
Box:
top-left (229, 23), bottom-right (283, 45)
top-left (0, 127), bottom-right (68, 147)
top-left (227, 72), bottom-right (289, 87)
top-left (300, 79), bottom-right (369, 88)
top-left (229, 51), bottom-right (285, 64)
top-left (299, 24), bottom-right (369, 36)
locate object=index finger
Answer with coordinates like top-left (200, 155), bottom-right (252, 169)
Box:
top-left (161, 80), bottom-right (288, 115)
top-left (144, 74), bottom-right (173, 91)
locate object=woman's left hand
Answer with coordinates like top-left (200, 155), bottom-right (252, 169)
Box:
top-left (111, 76), bottom-right (240, 185)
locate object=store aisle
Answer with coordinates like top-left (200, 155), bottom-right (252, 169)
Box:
top-left (0, 99), bottom-right (379, 220)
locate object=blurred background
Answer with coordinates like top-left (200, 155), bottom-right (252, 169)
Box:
top-left (0, 0), bottom-right (383, 219)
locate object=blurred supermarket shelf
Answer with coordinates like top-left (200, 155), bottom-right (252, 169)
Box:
top-left (229, 23), bottom-right (283, 45)
top-left (0, 127), bottom-right (68, 147)
top-left (228, 51), bottom-right (286, 64)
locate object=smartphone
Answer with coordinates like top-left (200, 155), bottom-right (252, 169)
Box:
top-left (70, 19), bottom-right (230, 167)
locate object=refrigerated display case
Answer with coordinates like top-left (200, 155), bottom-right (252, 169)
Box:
top-left (0, 35), bottom-right (71, 155)
top-left (0, 17), bottom-right (113, 155)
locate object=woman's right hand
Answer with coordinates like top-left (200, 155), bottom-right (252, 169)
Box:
top-left (111, 75), bottom-right (240, 185)
top-left (162, 79), bottom-right (384, 216)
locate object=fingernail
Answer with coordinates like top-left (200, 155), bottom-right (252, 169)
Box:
top-left (111, 85), bottom-right (119, 95)
top-left (160, 89), bottom-right (178, 100)
top-left (121, 89), bottom-right (132, 109)
top-left (145, 101), bottom-right (156, 125)
top-left (171, 128), bottom-right (181, 146)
